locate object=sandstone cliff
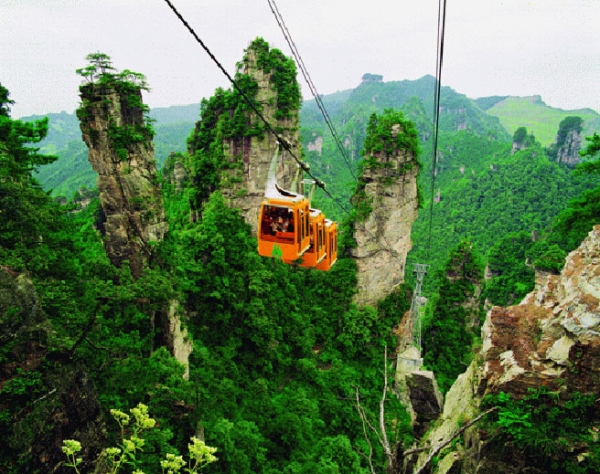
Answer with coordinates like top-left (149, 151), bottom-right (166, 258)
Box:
top-left (351, 111), bottom-right (420, 307)
top-left (187, 38), bottom-right (301, 233)
top-left (556, 125), bottom-right (582, 167)
top-left (409, 225), bottom-right (600, 473)
top-left (553, 115), bottom-right (583, 168)
top-left (78, 78), bottom-right (167, 279)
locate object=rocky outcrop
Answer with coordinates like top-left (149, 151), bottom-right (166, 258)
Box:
top-left (511, 126), bottom-right (536, 155)
top-left (556, 126), bottom-right (582, 167)
top-left (409, 225), bottom-right (600, 473)
top-left (78, 81), bottom-right (168, 278)
top-left (207, 39), bottom-right (301, 233)
top-left (351, 116), bottom-right (420, 307)
top-left (0, 268), bottom-right (104, 472)
top-left (307, 134), bottom-right (323, 154)
top-left (554, 116), bottom-right (583, 167)
top-left (396, 344), bottom-right (443, 436)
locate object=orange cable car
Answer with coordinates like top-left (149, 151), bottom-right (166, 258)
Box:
top-left (257, 143), bottom-right (338, 271)
top-left (316, 219), bottom-right (338, 271)
top-left (258, 190), bottom-right (311, 262)
top-left (299, 208), bottom-right (326, 268)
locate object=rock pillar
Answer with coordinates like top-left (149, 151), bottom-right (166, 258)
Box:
top-left (351, 113), bottom-right (420, 307)
top-left (188, 38), bottom-right (301, 233)
top-left (78, 80), bottom-right (168, 278)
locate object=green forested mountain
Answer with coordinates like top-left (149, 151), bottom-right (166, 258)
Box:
top-left (1, 49), bottom-right (417, 474)
top-left (4, 61), bottom-right (600, 473)
top-left (483, 95), bottom-right (600, 146)
top-left (299, 75), bottom-right (599, 291)
top-left (26, 73), bottom-right (600, 303)
top-left (28, 105), bottom-right (199, 198)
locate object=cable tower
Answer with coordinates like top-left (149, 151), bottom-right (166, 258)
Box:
top-left (410, 263), bottom-right (428, 354)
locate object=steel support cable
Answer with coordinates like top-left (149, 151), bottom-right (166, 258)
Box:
top-left (426, 0), bottom-right (447, 259)
top-left (162, 0), bottom-right (330, 195)
top-left (264, 0), bottom-right (414, 261)
top-left (266, 0), bottom-right (357, 181)
top-left (163, 0), bottom-right (409, 260)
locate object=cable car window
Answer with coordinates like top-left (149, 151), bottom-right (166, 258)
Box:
top-left (261, 205), bottom-right (294, 236)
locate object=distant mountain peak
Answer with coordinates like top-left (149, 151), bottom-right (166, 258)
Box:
top-left (361, 73), bottom-right (383, 83)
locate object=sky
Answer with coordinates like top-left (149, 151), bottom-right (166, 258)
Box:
top-left (2, 0), bottom-right (599, 119)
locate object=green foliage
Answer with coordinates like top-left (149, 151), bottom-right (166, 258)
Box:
top-left (536, 131), bottom-right (600, 257)
top-left (486, 95), bottom-right (600, 146)
top-left (0, 68), bottom-right (420, 474)
top-left (529, 241), bottom-right (567, 273)
top-left (576, 132), bottom-right (600, 175)
top-left (76, 52), bottom-right (148, 91)
top-left (107, 122), bottom-right (154, 160)
top-left (251, 37), bottom-right (301, 120)
top-left (28, 110), bottom-right (192, 198)
top-left (11, 56), bottom-right (600, 474)
top-left (362, 109), bottom-right (420, 158)
top-left (159, 188), bottom-right (412, 472)
top-left (0, 82), bottom-right (14, 117)
top-left (539, 186), bottom-right (600, 260)
top-left (423, 242), bottom-right (484, 393)
top-left (408, 141), bottom-right (596, 295)
top-left (512, 126), bottom-right (536, 148)
top-left (484, 231), bottom-right (535, 306)
top-left (62, 403), bottom-right (217, 474)
top-left (484, 388), bottom-right (600, 472)
top-left (349, 109), bottom-right (421, 224)
top-left (556, 116), bottom-right (583, 148)
top-left (580, 132), bottom-right (600, 159)
top-left (76, 52), bottom-right (155, 164)
top-left (186, 38), bottom-right (301, 209)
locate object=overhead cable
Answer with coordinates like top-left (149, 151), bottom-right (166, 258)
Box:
top-left (266, 0), bottom-right (357, 182)
top-left (426, 0), bottom-right (448, 258)
top-left (163, 0), bottom-right (409, 259)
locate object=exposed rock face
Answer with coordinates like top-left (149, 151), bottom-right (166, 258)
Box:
top-left (511, 140), bottom-right (527, 154)
top-left (511, 127), bottom-right (535, 155)
top-left (164, 152), bottom-right (190, 193)
top-left (351, 121), bottom-right (420, 307)
top-left (410, 225), bottom-right (600, 473)
top-left (307, 134), bottom-right (323, 154)
top-left (217, 41), bottom-right (301, 233)
top-left (78, 82), bottom-right (168, 278)
top-left (395, 344), bottom-right (443, 436)
top-left (556, 126), bottom-right (582, 167)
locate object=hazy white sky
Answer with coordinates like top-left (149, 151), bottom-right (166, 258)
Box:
top-left (2, 0), bottom-right (599, 118)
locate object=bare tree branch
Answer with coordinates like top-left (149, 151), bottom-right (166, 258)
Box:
top-left (355, 345), bottom-right (397, 474)
top-left (355, 386), bottom-right (377, 474)
top-left (380, 345), bottom-right (393, 466)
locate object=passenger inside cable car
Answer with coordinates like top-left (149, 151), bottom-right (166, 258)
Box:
top-left (261, 205), bottom-right (295, 240)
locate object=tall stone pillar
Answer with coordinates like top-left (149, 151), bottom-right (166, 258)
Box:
top-left (78, 80), bottom-right (167, 278)
top-left (351, 113), bottom-right (420, 307)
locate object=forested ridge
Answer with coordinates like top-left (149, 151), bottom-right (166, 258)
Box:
top-left (0, 46), bottom-right (415, 473)
top-left (2, 40), bottom-right (600, 474)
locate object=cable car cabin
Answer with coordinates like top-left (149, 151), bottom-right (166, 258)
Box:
top-left (299, 209), bottom-right (326, 268)
top-left (257, 143), bottom-right (337, 270)
top-left (316, 219), bottom-right (338, 271)
top-left (258, 195), bottom-right (311, 262)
